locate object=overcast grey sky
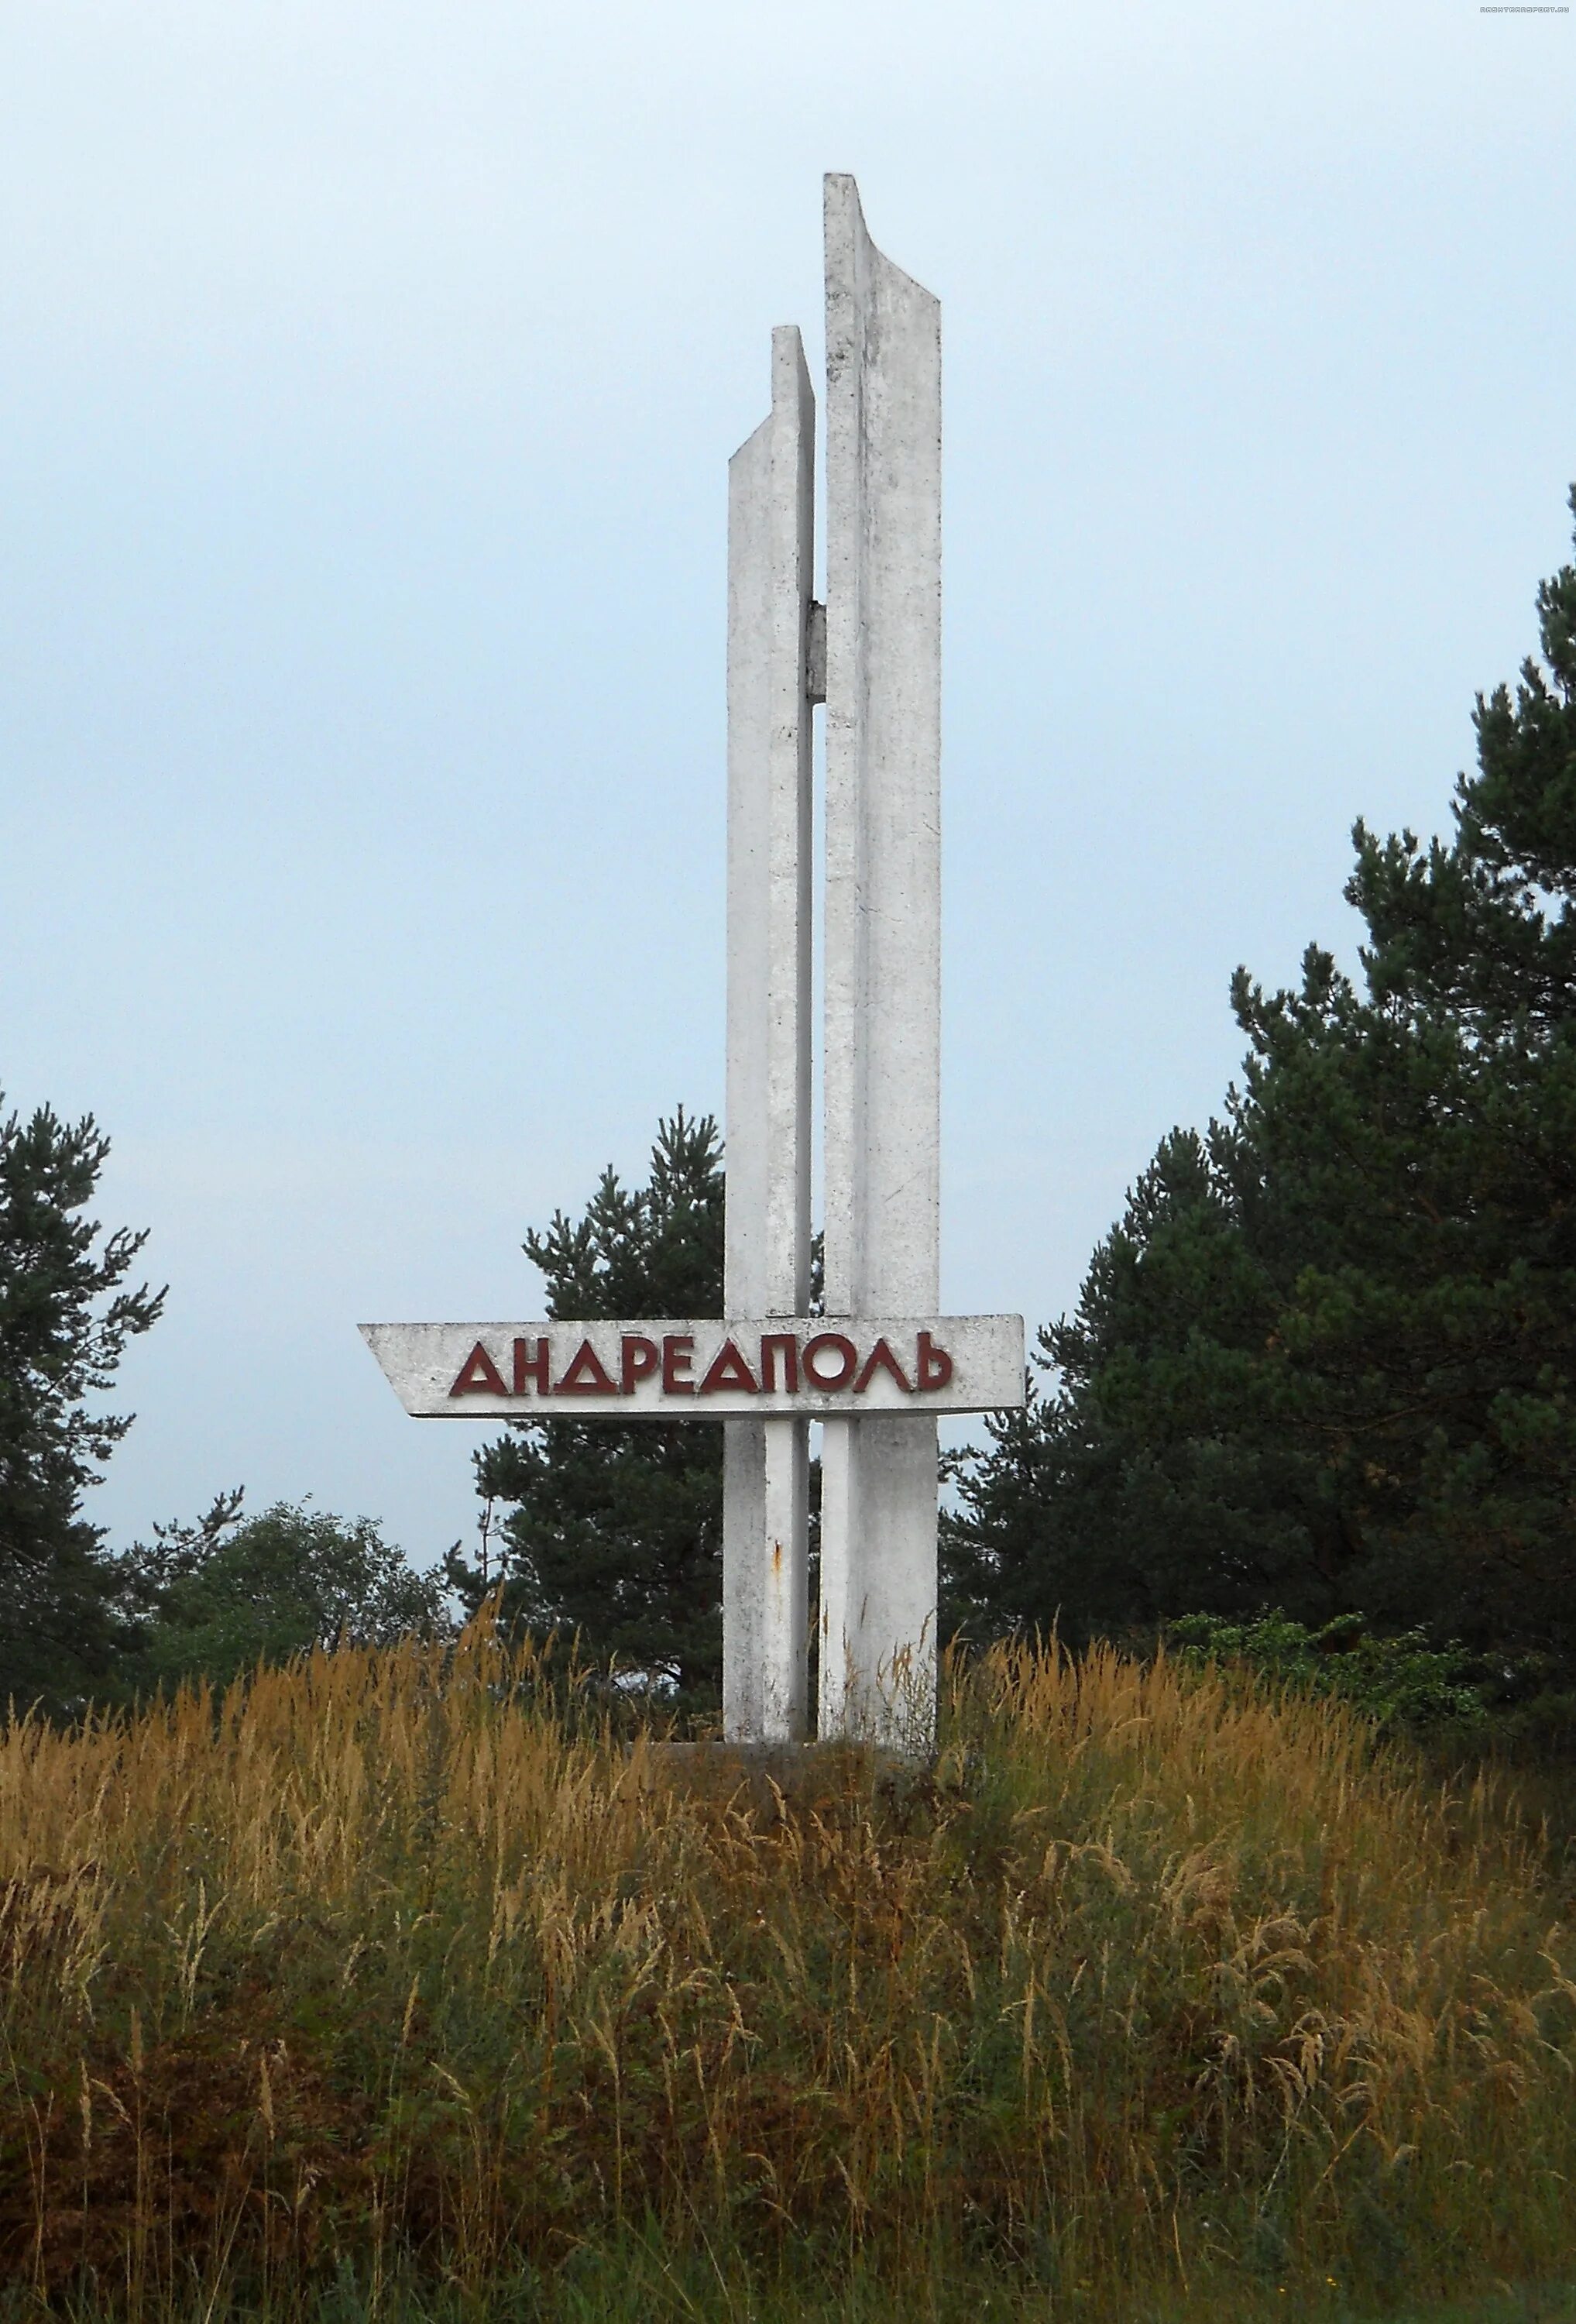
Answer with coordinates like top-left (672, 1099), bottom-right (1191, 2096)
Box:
top-left (3, 0), bottom-right (1573, 1566)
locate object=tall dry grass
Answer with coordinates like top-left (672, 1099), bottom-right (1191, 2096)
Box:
top-left (0, 1625), bottom-right (1571, 2314)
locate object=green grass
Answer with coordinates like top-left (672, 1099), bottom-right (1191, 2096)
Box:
top-left (6, 2248), bottom-right (1573, 2323)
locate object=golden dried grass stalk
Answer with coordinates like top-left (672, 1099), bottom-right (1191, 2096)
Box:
top-left (0, 1623), bottom-right (1568, 2310)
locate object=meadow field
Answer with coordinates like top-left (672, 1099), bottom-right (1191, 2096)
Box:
top-left (0, 1626), bottom-right (1572, 2321)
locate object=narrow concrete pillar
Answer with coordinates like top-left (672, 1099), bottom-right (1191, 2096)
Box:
top-left (722, 325), bottom-right (815, 1743)
top-left (819, 175), bottom-right (943, 1750)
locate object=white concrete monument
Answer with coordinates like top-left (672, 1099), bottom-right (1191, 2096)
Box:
top-left (362, 176), bottom-right (1025, 1755)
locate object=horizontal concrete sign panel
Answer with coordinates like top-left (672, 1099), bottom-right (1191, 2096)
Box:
top-left (361, 1315), bottom-right (1025, 1420)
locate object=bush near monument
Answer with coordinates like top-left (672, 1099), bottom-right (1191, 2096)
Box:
top-left (113, 1489), bottom-right (449, 1697)
top-left (1162, 1610), bottom-right (1493, 1734)
top-left (949, 493), bottom-right (1576, 1694)
top-left (0, 1624), bottom-right (1571, 2319)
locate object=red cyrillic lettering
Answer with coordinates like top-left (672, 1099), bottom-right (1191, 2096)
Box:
top-left (513, 1336), bottom-right (551, 1395)
top-left (662, 1334), bottom-right (695, 1394)
top-left (758, 1332), bottom-right (799, 1392)
top-left (450, 1341), bottom-right (508, 1397)
top-left (699, 1339), bottom-right (759, 1395)
top-left (802, 1332), bottom-right (857, 1391)
top-left (853, 1337), bottom-right (912, 1394)
top-left (555, 1340), bottom-right (619, 1395)
top-left (916, 1332), bottom-right (953, 1392)
top-left (621, 1335), bottom-right (661, 1394)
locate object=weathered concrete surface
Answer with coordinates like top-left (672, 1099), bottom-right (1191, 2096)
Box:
top-left (819, 173), bottom-right (944, 1752)
top-left (637, 1738), bottom-right (910, 1815)
top-left (723, 325), bottom-right (816, 1748)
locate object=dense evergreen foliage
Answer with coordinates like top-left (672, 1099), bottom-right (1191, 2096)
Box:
top-left (948, 493), bottom-right (1576, 1686)
top-left (0, 1095), bottom-right (163, 1710)
top-left (449, 1109), bottom-right (726, 1693)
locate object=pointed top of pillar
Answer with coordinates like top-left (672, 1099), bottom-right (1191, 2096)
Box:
top-left (771, 322), bottom-right (812, 409)
top-left (730, 325), bottom-right (813, 480)
top-left (824, 172), bottom-right (939, 313)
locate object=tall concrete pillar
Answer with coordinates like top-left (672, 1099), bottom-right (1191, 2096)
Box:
top-left (722, 325), bottom-right (815, 1743)
top-left (819, 176), bottom-right (943, 1748)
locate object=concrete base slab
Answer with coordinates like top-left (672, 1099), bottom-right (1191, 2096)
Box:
top-left (637, 1738), bottom-right (912, 1814)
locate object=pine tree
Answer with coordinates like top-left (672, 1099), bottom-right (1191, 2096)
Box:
top-left (448, 1110), bottom-right (726, 1696)
top-left (949, 491), bottom-right (1576, 1679)
top-left (0, 1095), bottom-right (163, 1710)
